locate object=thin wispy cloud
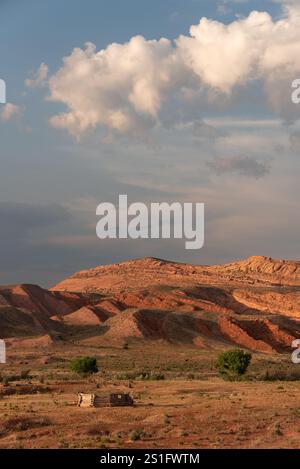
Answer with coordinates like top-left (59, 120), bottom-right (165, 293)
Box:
top-left (0, 103), bottom-right (23, 122)
top-left (25, 63), bottom-right (49, 88)
top-left (207, 155), bottom-right (271, 178)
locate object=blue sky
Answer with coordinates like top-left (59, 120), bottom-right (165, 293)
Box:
top-left (0, 0), bottom-right (300, 286)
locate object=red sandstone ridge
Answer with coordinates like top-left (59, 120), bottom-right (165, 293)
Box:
top-left (212, 256), bottom-right (300, 286)
top-left (62, 306), bottom-right (113, 326)
top-left (1, 256), bottom-right (300, 353)
top-left (52, 255), bottom-right (300, 294)
top-left (97, 309), bottom-right (213, 347)
top-left (0, 284), bottom-right (89, 339)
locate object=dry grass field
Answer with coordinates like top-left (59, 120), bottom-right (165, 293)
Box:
top-left (1, 341), bottom-right (300, 449)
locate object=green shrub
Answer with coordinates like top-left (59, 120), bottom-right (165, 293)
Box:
top-left (20, 369), bottom-right (31, 380)
top-left (70, 357), bottom-right (98, 376)
top-left (130, 430), bottom-right (143, 441)
top-left (216, 349), bottom-right (252, 380)
top-left (3, 376), bottom-right (10, 385)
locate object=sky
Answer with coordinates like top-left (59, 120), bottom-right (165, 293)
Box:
top-left (0, 0), bottom-right (300, 287)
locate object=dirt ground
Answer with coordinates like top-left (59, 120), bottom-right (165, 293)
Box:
top-left (0, 341), bottom-right (299, 449)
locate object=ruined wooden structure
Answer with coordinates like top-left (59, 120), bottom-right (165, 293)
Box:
top-left (77, 392), bottom-right (134, 408)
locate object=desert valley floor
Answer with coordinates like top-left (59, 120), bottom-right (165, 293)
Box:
top-left (1, 256), bottom-right (300, 448)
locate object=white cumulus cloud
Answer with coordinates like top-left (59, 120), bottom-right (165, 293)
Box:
top-left (48, 38), bottom-right (187, 138)
top-left (47, 5), bottom-right (300, 139)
